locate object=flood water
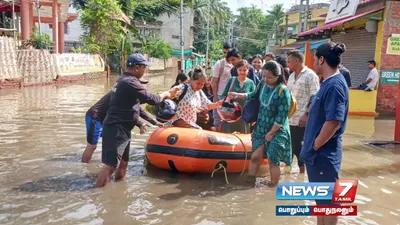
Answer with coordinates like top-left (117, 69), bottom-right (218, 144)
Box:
top-left (0, 75), bottom-right (399, 225)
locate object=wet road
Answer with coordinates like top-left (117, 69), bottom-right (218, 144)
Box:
top-left (0, 76), bottom-right (399, 225)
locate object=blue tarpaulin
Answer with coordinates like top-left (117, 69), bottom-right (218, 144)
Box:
top-left (298, 39), bottom-right (329, 52)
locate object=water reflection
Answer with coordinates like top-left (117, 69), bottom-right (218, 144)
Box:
top-left (0, 75), bottom-right (399, 224)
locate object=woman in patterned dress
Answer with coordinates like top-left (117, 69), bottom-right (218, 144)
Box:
top-left (229, 61), bottom-right (292, 187)
top-left (220, 60), bottom-right (255, 133)
top-left (165, 69), bottom-right (222, 129)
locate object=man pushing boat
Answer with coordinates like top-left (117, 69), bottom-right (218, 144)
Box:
top-left (96, 53), bottom-right (180, 188)
top-left (82, 89), bottom-right (163, 163)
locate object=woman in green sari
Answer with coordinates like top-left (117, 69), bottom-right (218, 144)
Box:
top-left (220, 60), bottom-right (255, 134)
top-left (229, 61), bottom-right (292, 187)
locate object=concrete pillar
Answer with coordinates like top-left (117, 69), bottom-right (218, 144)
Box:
top-left (20, 0), bottom-right (30, 40)
top-left (52, 0), bottom-right (58, 53)
top-left (58, 21), bottom-right (64, 53)
top-left (395, 81), bottom-right (400, 142)
top-left (29, 3), bottom-right (34, 33)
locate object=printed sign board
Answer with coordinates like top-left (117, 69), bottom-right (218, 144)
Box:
top-left (387, 34), bottom-right (400, 55)
top-left (56, 54), bottom-right (104, 76)
top-left (380, 69), bottom-right (400, 85)
top-left (325, 0), bottom-right (359, 24)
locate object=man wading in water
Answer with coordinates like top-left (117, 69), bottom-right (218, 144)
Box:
top-left (82, 89), bottom-right (162, 163)
top-left (96, 53), bottom-right (179, 187)
top-left (300, 42), bottom-right (349, 225)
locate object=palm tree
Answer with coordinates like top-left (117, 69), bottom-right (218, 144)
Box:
top-left (193, 0), bottom-right (231, 31)
top-left (266, 4), bottom-right (284, 40)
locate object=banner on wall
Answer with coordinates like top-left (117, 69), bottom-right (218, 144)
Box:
top-left (380, 69), bottom-right (400, 85)
top-left (149, 58), bottom-right (165, 70)
top-left (387, 34), bottom-right (400, 55)
top-left (55, 54), bottom-right (105, 76)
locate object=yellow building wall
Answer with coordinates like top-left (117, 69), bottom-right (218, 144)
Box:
top-left (348, 90), bottom-right (378, 117)
top-left (374, 12), bottom-right (386, 70)
top-left (281, 39), bottom-right (297, 47)
top-left (280, 8), bottom-right (328, 26)
top-left (280, 7), bottom-right (329, 34)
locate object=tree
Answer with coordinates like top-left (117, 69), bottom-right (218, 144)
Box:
top-left (80, 0), bottom-right (123, 63)
top-left (267, 4), bottom-right (285, 40)
top-left (28, 27), bottom-right (52, 50)
top-left (148, 39), bottom-right (173, 59)
top-left (192, 0), bottom-right (232, 60)
top-left (233, 4), bottom-right (285, 57)
top-left (234, 6), bottom-right (269, 57)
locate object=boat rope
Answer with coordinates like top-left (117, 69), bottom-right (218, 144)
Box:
top-left (211, 163), bottom-right (229, 184)
top-left (232, 133), bottom-right (248, 176)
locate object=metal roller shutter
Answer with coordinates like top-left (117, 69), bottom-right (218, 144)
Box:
top-left (331, 29), bottom-right (377, 86)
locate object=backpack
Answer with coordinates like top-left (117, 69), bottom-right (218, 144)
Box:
top-left (278, 85), bottom-right (298, 119)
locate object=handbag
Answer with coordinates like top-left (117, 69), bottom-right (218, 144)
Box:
top-left (242, 83), bottom-right (263, 123)
top-left (223, 77), bottom-right (236, 102)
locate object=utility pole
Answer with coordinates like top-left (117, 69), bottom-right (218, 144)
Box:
top-left (205, 0), bottom-right (210, 63)
top-left (179, 0), bottom-right (184, 72)
top-left (284, 13), bottom-right (289, 45)
top-left (303, 0), bottom-right (310, 32)
top-left (298, 0), bottom-right (304, 33)
top-left (34, 0), bottom-right (41, 34)
top-left (227, 19), bottom-right (234, 47)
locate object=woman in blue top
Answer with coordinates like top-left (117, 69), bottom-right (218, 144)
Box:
top-left (229, 61), bottom-right (292, 187)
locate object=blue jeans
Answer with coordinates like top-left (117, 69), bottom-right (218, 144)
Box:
top-left (213, 95), bottom-right (224, 128)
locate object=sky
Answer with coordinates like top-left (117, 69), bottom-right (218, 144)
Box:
top-left (225, 0), bottom-right (330, 14)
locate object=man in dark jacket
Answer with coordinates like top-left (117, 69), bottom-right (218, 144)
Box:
top-left (82, 90), bottom-right (162, 163)
top-left (96, 53), bottom-right (179, 187)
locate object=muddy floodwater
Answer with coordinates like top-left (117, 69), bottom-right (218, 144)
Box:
top-left (0, 75), bottom-right (399, 225)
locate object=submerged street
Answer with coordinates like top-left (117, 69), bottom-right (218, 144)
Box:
top-left (0, 76), bottom-right (399, 225)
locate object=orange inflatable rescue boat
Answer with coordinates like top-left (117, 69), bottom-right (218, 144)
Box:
top-left (145, 127), bottom-right (268, 173)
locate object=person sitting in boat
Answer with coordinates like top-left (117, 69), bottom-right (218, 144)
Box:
top-left (164, 68), bottom-right (222, 129)
top-left (171, 72), bottom-right (190, 88)
top-left (220, 59), bottom-right (255, 134)
top-left (229, 61), bottom-right (292, 187)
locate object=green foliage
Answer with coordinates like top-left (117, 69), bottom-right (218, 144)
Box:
top-left (233, 4), bottom-right (285, 57)
top-left (136, 33), bottom-right (172, 59)
top-left (130, 0), bottom-right (191, 21)
top-left (71, 47), bottom-right (82, 53)
top-left (192, 0), bottom-right (232, 60)
top-left (149, 39), bottom-right (172, 59)
top-left (79, 0), bottom-right (122, 61)
top-left (29, 27), bottom-right (52, 50)
top-left (73, 0), bottom-right (192, 21)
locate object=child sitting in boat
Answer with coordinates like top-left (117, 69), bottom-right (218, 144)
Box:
top-left (164, 68), bottom-right (222, 129)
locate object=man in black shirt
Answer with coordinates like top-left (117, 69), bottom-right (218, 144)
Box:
top-left (96, 53), bottom-right (179, 187)
top-left (82, 91), bottom-right (162, 163)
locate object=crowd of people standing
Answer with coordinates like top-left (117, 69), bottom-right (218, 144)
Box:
top-left (82, 40), bottom-right (351, 225)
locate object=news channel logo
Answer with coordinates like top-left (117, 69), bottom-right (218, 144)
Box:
top-left (276, 180), bottom-right (358, 203)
